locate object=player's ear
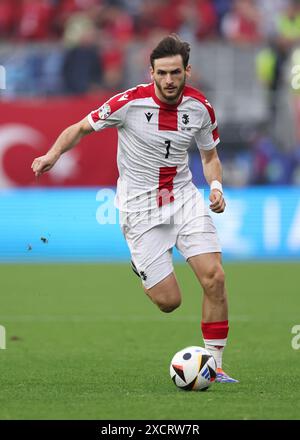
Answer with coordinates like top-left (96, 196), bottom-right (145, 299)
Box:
top-left (185, 64), bottom-right (192, 78)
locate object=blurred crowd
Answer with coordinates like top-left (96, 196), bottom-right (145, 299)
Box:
top-left (189, 119), bottom-right (300, 187)
top-left (211, 126), bottom-right (300, 187)
top-left (1, 0), bottom-right (300, 187)
top-left (0, 0), bottom-right (298, 44)
top-left (0, 0), bottom-right (280, 42)
top-left (1, 0), bottom-right (300, 91)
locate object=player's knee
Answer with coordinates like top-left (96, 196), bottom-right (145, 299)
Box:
top-left (157, 295), bottom-right (181, 313)
top-left (202, 265), bottom-right (225, 294)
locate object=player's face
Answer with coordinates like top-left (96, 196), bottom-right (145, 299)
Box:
top-left (151, 55), bottom-right (191, 104)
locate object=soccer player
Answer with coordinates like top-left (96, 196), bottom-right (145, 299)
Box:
top-left (32, 35), bottom-right (238, 383)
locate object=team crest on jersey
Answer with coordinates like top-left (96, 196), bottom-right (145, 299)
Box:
top-left (98, 103), bottom-right (111, 120)
top-left (182, 114), bottom-right (189, 125)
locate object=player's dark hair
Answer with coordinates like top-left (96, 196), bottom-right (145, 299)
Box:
top-left (150, 34), bottom-right (190, 69)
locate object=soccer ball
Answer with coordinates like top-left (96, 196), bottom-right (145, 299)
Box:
top-left (170, 346), bottom-right (217, 391)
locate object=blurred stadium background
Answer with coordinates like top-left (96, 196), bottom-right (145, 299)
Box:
top-left (0, 0), bottom-right (300, 262)
top-left (0, 0), bottom-right (300, 420)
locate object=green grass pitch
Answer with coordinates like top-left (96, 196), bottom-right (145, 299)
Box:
top-left (0, 262), bottom-right (299, 420)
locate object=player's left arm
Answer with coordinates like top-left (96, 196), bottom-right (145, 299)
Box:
top-left (200, 147), bottom-right (225, 213)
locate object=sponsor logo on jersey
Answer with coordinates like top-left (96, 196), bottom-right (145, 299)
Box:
top-left (145, 112), bottom-right (153, 122)
top-left (98, 103), bottom-right (111, 120)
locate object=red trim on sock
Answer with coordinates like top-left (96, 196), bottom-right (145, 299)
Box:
top-left (201, 320), bottom-right (229, 340)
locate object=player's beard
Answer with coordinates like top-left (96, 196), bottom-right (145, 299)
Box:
top-left (155, 75), bottom-right (186, 103)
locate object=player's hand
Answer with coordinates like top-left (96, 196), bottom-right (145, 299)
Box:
top-left (31, 152), bottom-right (59, 177)
top-left (209, 189), bottom-right (226, 213)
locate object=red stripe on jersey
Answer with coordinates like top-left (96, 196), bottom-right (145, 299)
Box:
top-left (92, 83), bottom-right (153, 123)
top-left (150, 83), bottom-right (181, 131)
top-left (183, 85), bottom-right (216, 124)
top-left (158, 107), bottom-right (178, 131)
top-left (212, 127), bottom-right (219, 142)
top-left (157, 166), bottom-right (177, 207)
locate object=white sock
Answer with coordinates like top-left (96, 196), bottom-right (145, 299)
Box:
top-left (204, 338), bottom-right (227, 369)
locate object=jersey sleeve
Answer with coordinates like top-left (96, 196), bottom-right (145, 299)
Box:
top-left (87, 92), bottom-right (130, 131)
top-left (194, 102), bottom-right (220, 151)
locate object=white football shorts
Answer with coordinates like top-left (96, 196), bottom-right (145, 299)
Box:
top-left (120, 186), bottom-right (222, 289)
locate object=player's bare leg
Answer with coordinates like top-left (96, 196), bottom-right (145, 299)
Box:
top-left (144, 272), bottom-right (182, 313)
top-left (188, 252), bottom-right (228, 322)
top-left (188, 252), bottom-right (238, 383)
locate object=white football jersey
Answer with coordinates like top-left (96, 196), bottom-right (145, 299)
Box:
top-left (87, 82), bottom-right (220, 213)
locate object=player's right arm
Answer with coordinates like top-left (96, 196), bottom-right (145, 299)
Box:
top-left (32, 88), bottom-right (132, 177)
top-left (31, 117), bottom-right (93, 177)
